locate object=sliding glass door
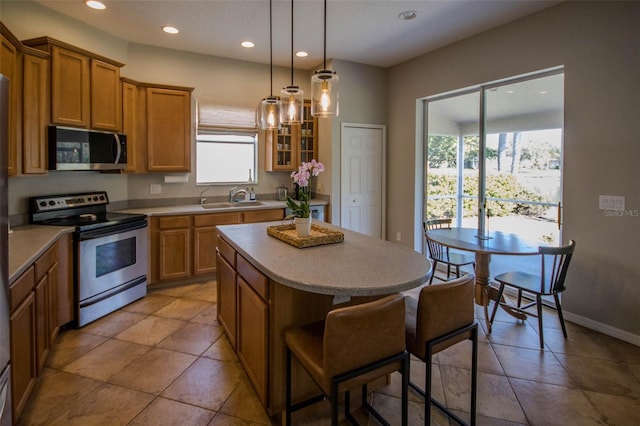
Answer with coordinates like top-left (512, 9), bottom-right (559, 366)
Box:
top-left (425, 70), bottom-right (564, 248)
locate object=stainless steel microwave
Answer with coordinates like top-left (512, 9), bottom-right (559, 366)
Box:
top-left (49, 126), bottom-right (127, 171)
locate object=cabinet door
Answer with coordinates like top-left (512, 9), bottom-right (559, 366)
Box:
top-left (243, 209), bottom-right (285, 224)
top-left (10, 292), bottom-right (37, 421)
top-left (47, 263), bottom-right (59, 344)
top-left (146, 87), bottom-right (191, 172)
top-left (91, 59), bottom-right (121, 131)
top-left (158, 229), bottom-right (191, 281)
top-left (22, 53), bottom-right (48, 174)
top-left (51, 46), bottom-right (90, 127)
top-left (34, 275), bottom-right (49, 374)
top-left (1, 33), bottom-right (18, 176)
top-left (122, 81), bottom-right (139, 172)
top-left (216, 252), bottom-right (237, 348)
top-left (194, 226), bottom-right (217, 276)
top-left (237, 277), bottom-right (268, 406)
top-left (265, 100), bottom-right (318, 171)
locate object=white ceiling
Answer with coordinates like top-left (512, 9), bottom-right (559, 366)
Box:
top-left (33, 0), bottom-right (562, 70)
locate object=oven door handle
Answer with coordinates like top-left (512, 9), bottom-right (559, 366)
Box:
top-left (78, 220), bottom-right (147, 241)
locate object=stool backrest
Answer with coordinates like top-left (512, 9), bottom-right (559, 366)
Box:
top-left (416, 274), bottom-right (475, 347)
top-left (323, 294), bottom-right (405, 382)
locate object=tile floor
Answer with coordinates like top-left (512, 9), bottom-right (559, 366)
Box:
top-left (17, 279), bottom-right (640, 425)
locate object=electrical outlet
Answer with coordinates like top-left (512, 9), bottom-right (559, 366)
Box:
top-left (396, 232), bottom-right (402, 241)
top-left (150, 184), bottom-right (162, 194)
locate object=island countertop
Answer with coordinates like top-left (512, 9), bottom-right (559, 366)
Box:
top-left (216, 221), bottom-right (432, 296)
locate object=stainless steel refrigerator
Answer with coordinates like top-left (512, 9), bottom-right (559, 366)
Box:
top-left (0, 73), bottom-right (13, 425)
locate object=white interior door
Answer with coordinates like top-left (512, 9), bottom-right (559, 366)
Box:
top-left (340, 125), bottom-right (385, 238)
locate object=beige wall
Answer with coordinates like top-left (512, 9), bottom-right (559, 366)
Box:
top-left (387, 1), bottom-right (640, 338)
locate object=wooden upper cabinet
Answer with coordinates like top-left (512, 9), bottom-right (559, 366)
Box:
top-left (121, 79), bottom-right (140, 172)
top-left (265, 100), bottom-right (317, 172)
top-left (91, 59), bottom-right (121, 131)
top-left (1, 29), bottom-right (19, 176)
top-left (146, 86), bottom-right (192, 172)
top-left (22, 36), bottom-right (124, 131)
top-left (22, 52), bottom-right (49, 174)
top-left (50, 45), bottom-right (90, 128)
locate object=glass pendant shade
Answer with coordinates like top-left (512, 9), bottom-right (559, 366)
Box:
top-left (280, 85), bottom-right (304, 124)
top-left (259, 96), bottom-right (281, 130)
top-left (311, 69), bottom-right (339, 117)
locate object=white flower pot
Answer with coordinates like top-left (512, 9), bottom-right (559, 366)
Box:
top-left (295, 216), bottom-right (312, 237)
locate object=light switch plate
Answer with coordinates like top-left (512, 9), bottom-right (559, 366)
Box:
top-left (150, 184), bottom-right (162, 194)
top-left (599, 195), bottom-right (625, 211)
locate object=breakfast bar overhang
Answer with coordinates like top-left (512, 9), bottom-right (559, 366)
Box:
top-left (215, 221), bottom-right (432, 416)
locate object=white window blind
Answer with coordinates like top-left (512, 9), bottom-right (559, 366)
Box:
top-left (197, 97), bottom-right (257, 131)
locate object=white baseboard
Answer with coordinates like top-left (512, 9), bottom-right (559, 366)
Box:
top-left (562, 311), bottom-right (640, 347)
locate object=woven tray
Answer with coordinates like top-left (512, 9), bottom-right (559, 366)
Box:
top-left (267, 223), bottom-right (345, 248)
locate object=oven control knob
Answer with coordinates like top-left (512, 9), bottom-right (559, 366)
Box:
top-left (99, 195), bottom-right (105, 201)
top-left (93, 196), bottom-right (98, 201)
top-left (39, 201), bottom-right (47, 207)
top-left (48, 201), bottom-right (55, 206)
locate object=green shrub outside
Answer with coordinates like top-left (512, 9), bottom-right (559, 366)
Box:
top-left (426, 173), bottom-right (548, 220)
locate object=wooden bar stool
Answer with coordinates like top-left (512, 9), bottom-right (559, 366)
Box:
top-left (284, 294), bottom-right (409, 425)
top-left (405, 274), bottom-right (478, 425)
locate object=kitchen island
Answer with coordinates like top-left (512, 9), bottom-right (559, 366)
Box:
top-left (215, 221), bottom-right (431, 416)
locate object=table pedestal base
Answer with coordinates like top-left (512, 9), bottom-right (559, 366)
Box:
top-left (473, 253), bottom-right (527, 332)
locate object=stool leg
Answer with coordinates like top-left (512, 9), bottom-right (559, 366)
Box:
top-left (285, 348), bottom-right (292, 426)
top-left (471, 326), bottom-right (478, 426)
top-left (331, 381), bottom-right (339, 425)
top-left (425, 342), bottom-right (433, 426)
top-left (401, 354), bottom-right (409, 426)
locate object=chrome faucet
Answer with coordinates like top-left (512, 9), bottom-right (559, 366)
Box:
top-left (200, 187), bottom-right (213, 204)
top-left (229, 186), bottom-right (247, 203)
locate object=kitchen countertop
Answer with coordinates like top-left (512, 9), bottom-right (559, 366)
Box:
top-left (117, 199), bottom-right (328, 216)
top-left (8, 225), bottom-right (74, 283)
top-left (216, 221), bottom-right (432, 297)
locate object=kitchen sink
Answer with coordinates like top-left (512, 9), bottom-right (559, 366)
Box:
top-left (200, 201), bottom-right (263, 209)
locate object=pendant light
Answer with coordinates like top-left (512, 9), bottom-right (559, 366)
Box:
top-left (311, 0), bottom-right (339, 117)
top-left (258, 0), bottom-right (281, 130)
top-left (280, 0), bottom-right (304, 124)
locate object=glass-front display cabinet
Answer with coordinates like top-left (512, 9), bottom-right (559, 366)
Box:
top-left (265, 101), bottom-right (317, 171)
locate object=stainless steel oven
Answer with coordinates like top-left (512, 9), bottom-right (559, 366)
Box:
top-left (77, 221), bottom-right (147, 326)
top-left (30, 191), bottom-right (147, 327)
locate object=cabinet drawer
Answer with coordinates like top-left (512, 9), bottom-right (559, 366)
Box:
top-left (10, 267), bottom-right (35, 313)
top-left (34, 242), bottom-right (58, 283)
top-left (194, 212), bottom-right (241, 227)
top-left (237, 255), bottom-right (268, 301)
top-left (217, 235), bottom-right (236, 268)
top-left (243, 209), bottom-right (285, 223)
top-left (158, 215), bottom-right (190, 229)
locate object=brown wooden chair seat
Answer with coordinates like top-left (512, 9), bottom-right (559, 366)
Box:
top-left (284, 294), bottom-right (409, 425)
top-left (405, 274), bottom-right (478, 425)
top-left (490, 240), bottom-right (576, 349)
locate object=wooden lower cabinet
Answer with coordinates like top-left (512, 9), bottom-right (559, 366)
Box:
top-left (215, 250), bottom-right (237, 348)
top-left (216, 235), bottom-right (269, 407)
top-left (9, 237), bottom-right (69, 423)
top-left (237, 277), bottom-right (268, 405)
top-left (9, 282), bottom-right (37, 423)
top-left (150, 209), bottom-right (282, 285)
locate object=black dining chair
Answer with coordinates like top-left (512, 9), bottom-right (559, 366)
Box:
top-left (489, 240), bottom-right (576, 349)
top-left (424, 219), bottom-right (475, 285)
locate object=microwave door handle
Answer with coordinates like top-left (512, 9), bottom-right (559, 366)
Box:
top-left (113, 133), bottom-right (122, 164)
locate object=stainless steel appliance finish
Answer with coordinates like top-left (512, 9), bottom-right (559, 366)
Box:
top-left (0, 73), bottom-right (13, 425)
top-left (30, 191), bottom-right (147, 327)
top-left (49, 126), bottom-right (127, 171)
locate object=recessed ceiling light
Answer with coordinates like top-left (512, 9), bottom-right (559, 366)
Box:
top-left (539, 90), bottom-right (549, 94)
top-left (85, 1), bottom-right (106, 10)
top-left (162, 26), bottom-right (179, 35)
top-left (398, 10), bottom-right (417, 20)
top-left (241, 41), bottom-right (255, 48)
top-left (296, 51), bottom-right (308, 58)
